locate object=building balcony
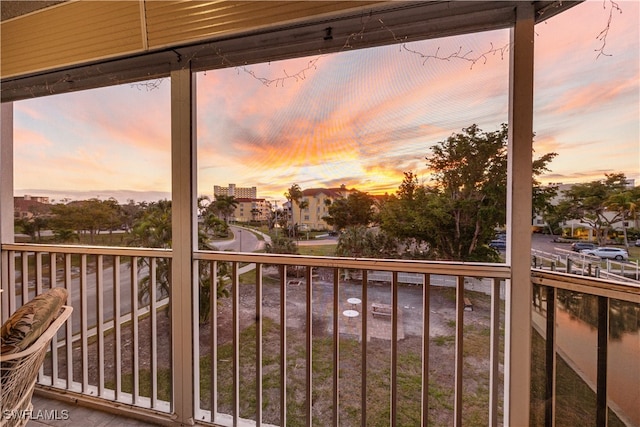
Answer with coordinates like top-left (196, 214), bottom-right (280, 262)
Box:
top-left (2, 243), bottom-right (638, 426)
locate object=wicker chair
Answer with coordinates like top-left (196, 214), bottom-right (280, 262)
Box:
top-left (0, 305), bottom-right (73, 427)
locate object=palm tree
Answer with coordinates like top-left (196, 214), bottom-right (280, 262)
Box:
top-left (131, 199), bottom-right (230, 322)
top-left (212, 195), bottom-right (238, 224)
top-left (298, 199), bottom-right (309, 232)
top-left (284, 184), bottom-right (302, 237)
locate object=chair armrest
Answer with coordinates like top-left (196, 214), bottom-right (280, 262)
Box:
top-left (0, 306), bottom-right (73, 362)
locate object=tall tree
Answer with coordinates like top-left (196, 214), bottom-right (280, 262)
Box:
top-left (131, 199), bottom-right (229, 322)
top-left (298, 199), bottom-right (309, 231)
top-left (323, 190), bottom-right (375, 231)
top-left (379, 124), bottom-right (556, 261)
top-left (284, 184), bottom-right (302, 237)
top-left (558, 173), bottom-right (634, 246)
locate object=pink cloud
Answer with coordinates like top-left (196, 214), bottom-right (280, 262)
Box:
top-left (14, 128), bottom-right (52, 148)
top-left (549, 76), bottom-right (638, 114)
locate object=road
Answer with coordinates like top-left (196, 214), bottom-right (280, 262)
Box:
top-left (208, 225), bottom-right (265, 252)
top-left (19, 226), bottom-right (262, 333)
top-left (16, 232), bottom-right (624, 336)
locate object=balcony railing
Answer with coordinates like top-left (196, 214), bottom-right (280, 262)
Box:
top-left (1, 243), bottom-right (638, 426)
top-left (530, 270), bottom-right (640, 427)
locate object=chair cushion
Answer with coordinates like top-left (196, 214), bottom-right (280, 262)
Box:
top-left (1, 288), bottom-right (68, 355)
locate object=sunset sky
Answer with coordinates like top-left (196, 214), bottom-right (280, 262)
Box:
top-left (14, 1), bottom-right (639, 204)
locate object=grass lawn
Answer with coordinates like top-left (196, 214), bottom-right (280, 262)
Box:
top-left (297, 244), bottom-right (337, 257)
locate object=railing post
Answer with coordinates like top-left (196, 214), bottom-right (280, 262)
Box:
top-left (505, 3), bottom-right (535, 425)
top-left (596, 296), bottom-right (609, 426)
top-left (171, 65), bottom-right (197, 425)
top-left (545, 286), bottom-right (556, 427)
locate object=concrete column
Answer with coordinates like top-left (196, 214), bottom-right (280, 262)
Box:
top-left (505, 4), bottom-right (535, 426)
top-left (171, 67), bottom-right (197, 425)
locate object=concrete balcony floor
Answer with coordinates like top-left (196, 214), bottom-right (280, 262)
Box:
top-left (28, 394), bottom-right (161, 427)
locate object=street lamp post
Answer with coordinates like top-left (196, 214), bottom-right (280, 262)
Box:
top-left (238, 229), bottom-right (242, 252)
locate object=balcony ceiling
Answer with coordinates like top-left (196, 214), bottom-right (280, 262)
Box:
top-left (0, 0), bottom-right (66, 21)
top-left (0, 1), bottom-right (580, 102)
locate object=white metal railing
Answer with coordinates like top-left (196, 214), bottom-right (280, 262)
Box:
top-left (3, 244), bottom-right (638, 426)
top-left (0, 243), bottom-right (172, 421)
top-left (192, 250), bottom-right (510, 427)
top-left (532, 247), bottom-right (640, 285)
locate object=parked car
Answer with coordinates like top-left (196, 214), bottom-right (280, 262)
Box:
top-left (635, 239), bottom-right (640, 247)
top-left (570, 242), bottom-right (596, 252)
top-left (489, 240), bottom-right (506, 250)
top-left (580, 247), bottom-right (628, 261)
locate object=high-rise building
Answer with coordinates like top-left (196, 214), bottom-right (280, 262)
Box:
top-left (213, 183), bottom-right (257, 199)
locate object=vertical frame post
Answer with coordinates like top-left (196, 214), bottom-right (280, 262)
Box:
top-left (506, 3), bottom-right (535, 426)
top-left (171, 65), bottom-right (197, 424)
top-left (0, 103), bottom-right (14, 319)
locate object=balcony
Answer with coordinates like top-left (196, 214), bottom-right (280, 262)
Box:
top-left (2, 1), bottom-right (637, 426)
top-left (2, 243), bottom-right (638, 426)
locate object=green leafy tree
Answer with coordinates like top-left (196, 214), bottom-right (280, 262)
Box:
top-left (558, 173), bottom-right (635, 246)
top-left (265, 235), bottom-right (299, 255)
top-left (15, 217), bottom-right (37, 241)
top-left (379, 124), bottom-right (556, 261)
top-left (336, 226), bottom-right (369, 257)
top-left (323, 190), bottom-right (375, 231)
top-left (377, 173), bottom-right (446, 258)
top-left (120, 199), bottom-right (144, 232)
top-left (425, 124), bottom-right (509, 259)
top-left (49, 198), bottom-right (121, 244)
top-left (605, 185), bottom-right (640, 248)
top-left (336, 226), bottom-right (400, 258)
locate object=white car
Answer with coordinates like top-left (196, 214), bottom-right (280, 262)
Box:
top-left (580, 247), bottom-right (628, 261)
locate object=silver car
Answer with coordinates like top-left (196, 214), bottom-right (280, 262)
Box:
top-left (580, 247), bottom-right (629, 261)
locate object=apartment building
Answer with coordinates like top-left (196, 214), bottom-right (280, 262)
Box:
top-left (533, 179), bottom-right (638, 235)
top-left (13, 195), bottom-right (51, 219)
top-left (232, 198), bottom-right (271, 223)
top-left (292, 185), bottom-right (353, 231)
